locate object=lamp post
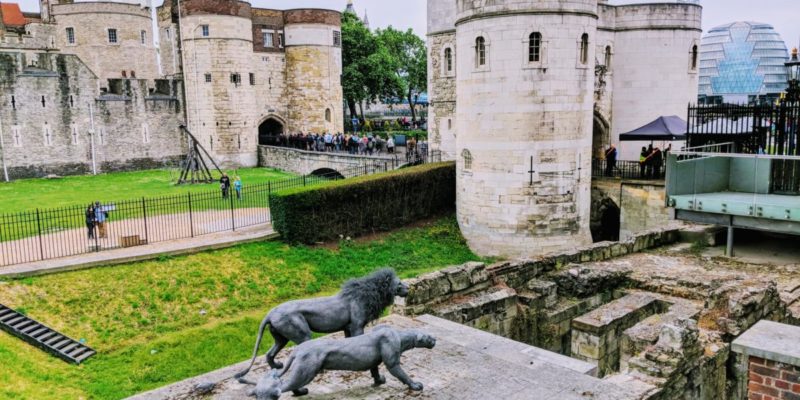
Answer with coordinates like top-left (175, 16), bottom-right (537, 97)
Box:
top-left (786, 47), bottom-right (800, 102)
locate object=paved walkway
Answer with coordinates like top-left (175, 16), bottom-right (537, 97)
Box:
top-left (0, 208), bottom-right (270, 268)
top-left (0, 223), bottom-right (277, 278)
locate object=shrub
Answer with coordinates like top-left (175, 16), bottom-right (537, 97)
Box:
top-left (270, 162), bottom-right (456, 244)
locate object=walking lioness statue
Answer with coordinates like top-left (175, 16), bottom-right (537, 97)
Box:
top-left (241, 325), bottom-right (437, 399)
top-left (235, 268), bottom-right (409, 378)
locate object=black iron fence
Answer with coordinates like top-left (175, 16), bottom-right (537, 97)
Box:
top-left (686, 102), bottom-right (800, 156)
top-left (0, 151), bottom-right (441, 267)
top-left (592, 159), bottom-right (667, 180)
top-left (686, 103), bottom-right (800, 194)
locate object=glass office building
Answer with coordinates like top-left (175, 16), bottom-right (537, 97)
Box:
top-left (698, 21), bottom-right (790, 105)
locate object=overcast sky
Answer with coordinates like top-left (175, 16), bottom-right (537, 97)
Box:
top-left (14, 0), bottom-right (800, 48)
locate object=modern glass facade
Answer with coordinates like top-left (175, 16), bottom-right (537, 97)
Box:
top-left (698, 21), bottom-right (789, 105)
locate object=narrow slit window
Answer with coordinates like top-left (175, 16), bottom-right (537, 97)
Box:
top-left (580, 34), bottom-right (589, 64)
top-left (444, 48), bottom-right (453, 73)
top-left (691, 45), bottom-right (698, 70)
top-left (108, 28), bottom-right (118, 44)
top-left (605, 45), bottom-right (612, 67)
top-left (201, 25), bottom-right (209, 37)
top-left (66, 27), bottom-right (75, 44)
top-left (476, 37), bottom-right (486, 67)
top-left (529, 32), bottom-right (542, 63)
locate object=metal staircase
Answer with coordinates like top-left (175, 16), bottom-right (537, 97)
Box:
top-left (0, 304), bottom-right (95, 364)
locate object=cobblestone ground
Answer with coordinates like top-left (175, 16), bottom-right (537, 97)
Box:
top-left (0, 208), bottom-right (270, 267)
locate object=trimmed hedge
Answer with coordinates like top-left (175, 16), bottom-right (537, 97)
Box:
top-left (270, 162), bottom-right (455, 244)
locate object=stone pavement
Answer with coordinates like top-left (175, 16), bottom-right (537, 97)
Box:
top-left (129, 315), bottom-right (652, 400)
top-left (0, 223), bottom-right (277, 278)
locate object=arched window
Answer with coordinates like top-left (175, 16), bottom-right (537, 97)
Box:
top-left (580, 34), bottom-right (589, 65)
top-left (444, 48), bottom-right (453, 73)
top-left (604, 45), bottom-right (612, 67)
top-left (476, 37), bottom-right (486, 67)
top-left (528, 32), bottom-right (542, 63)
top-left (690, 44), bottom-right (698, 70)
top-left (325, 108), bottom-right (332, 122)
top-left (462, 149), bottom-right (472, 170)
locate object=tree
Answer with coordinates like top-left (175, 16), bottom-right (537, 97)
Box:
top-left (341, 12), bottom-right (401, 124)
top-left (376, 27), bottom-right (427, 124)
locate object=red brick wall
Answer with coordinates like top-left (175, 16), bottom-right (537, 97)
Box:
top-left (749, 356), bottom-right (800, 400)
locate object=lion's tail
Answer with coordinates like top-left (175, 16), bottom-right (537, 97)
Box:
top-left (278, 353), bottom-right (295, 378)
top-left (233, 313), bottom-right (271, 379)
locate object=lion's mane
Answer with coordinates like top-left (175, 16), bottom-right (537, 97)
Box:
top-left (339, 268), bottom-right (399, 322)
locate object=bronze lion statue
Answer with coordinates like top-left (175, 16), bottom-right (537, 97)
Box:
top-left (241, 325), bottom-right (437, 399)
top-left (234, 268), bottom-right (409, 379)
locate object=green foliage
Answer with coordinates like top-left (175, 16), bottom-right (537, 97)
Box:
top-left (375, 27), bottom-right (427, 122)
top-left (0, 216), bottom-right (479, 399)
top-left (270, 162), bottom-right (456, 244)
top-left (341, 12), bottom-right (402, 118)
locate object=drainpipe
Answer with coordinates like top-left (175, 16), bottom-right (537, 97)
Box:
top-left (0, 119), bottom-right (9, 182)
top-left (88, 102), bottom-right (97, 175)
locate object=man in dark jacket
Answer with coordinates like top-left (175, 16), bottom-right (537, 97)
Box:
top-left (605, 144), bottom-right (617, 177)
top-left (220, 174), bottom-right (231, 199)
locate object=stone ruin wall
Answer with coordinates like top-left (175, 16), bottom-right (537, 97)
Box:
top-left (395, 229), bottom-right (796, 400)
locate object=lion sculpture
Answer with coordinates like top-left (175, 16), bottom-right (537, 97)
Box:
top-left (234, 268), bottom-right (409, 379)
top-left (241, 325), bottom-right (437, 399)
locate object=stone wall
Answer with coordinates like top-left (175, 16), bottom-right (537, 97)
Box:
top-left (0, 53), bottom-right (186, 179)
top-left (427, 32), bottom-right (456, 161)
top-left (257, 145), bottom-right (394, 176)
top-left (591, 178), bottom-right (678, 241)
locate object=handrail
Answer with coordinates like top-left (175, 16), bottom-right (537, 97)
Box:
top-left (673, 151), bottom-right (800, 161)
top-left (679, 142), bottom-right (736, 153)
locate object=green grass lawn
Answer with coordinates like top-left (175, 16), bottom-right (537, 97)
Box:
top-left (0, 215), bottom-right (481, 400)
top-left (0, 168), bottom-right (295, 215)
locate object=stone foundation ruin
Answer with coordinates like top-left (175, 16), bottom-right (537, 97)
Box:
top-left (395, 229), bottom-right (800, 399)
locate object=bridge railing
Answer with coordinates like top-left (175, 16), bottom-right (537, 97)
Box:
top-left (0, 151), bottom-right (442, 268)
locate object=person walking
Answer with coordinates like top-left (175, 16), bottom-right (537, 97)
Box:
top-left (234, 176), bottom-right (243, 200)
top-left (85, 204), bottom-right (96, 239)
top-left (94, 201), bottom-right (108, 239)
top-left (220, 173), bottom-right (231, 199)
top-left (387, 135), bottom-right (395, 154)
top-left (604, 144), bottom-right (617, 177)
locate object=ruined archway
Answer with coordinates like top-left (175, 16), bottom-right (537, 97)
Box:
top-left (590, 196), bottom-right (620, 243)
top-left (593, 111), bottom-right (610, 160)
top-left (258, 117), bottom-right (285, 146)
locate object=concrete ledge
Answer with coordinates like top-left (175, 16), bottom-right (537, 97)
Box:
top-left (732, 320), bottom-right (800, 367)
top-left (0, 228), bottom-right (279, 279)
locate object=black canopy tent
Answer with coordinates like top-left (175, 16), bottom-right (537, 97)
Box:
top-left (619, 116), bottom-right (687, 142)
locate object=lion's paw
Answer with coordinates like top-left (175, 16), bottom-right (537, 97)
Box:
top-left (292, 387), bottom-right (309, 397)
top-left (373, 375), bottom-right (387, 386)
top-left (408, 382), bottom-right (423, 391)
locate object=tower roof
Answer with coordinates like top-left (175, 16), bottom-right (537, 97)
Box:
top-left (1, 3), bottom-right (26, 28)
top-left (345, 0), bottom-right (356, 14)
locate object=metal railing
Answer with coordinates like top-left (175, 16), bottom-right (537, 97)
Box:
top-left (0, 151), bottom-right (441, 267)
top-left (592, 159), bottom-right (667, 180)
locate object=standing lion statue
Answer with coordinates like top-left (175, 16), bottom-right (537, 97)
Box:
top-left (234, 268), bottom-right (409, 379)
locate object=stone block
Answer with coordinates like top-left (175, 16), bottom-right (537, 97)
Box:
top-left (405, 271), bottom-right (452, 306)
top-left (526, 279), bottom-right (558, 308)
top-left (441, 262), bottom-right (488, 292)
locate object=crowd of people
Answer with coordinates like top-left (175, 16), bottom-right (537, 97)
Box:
top-left (604, 143), bottom-right (670, 179)
top-left (269, 132), bottom-right (428, 160)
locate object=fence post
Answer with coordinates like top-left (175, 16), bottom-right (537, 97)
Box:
top-left (229, 188), bottom-right (236, 231)
top-left (188, 192), bottom-right (194, 238)
top-left (364, 164), bottom-right (368, 176)
top-left (303, 175), bottom-right (306, 186)
top-left (35, 208), bottom-right (44, 260)
top-left (141, 197), bottom-right (148, 243)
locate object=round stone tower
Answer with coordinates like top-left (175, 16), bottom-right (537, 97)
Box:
top-left (455, 0), bottom-right (597, 258)
top-left (283, 9), bottom-right (343, 134)
top-left (180, 0), bottom-right (259, 167)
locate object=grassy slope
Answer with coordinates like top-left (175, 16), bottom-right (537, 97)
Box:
top-left (0, 168), bottom-right (294, 214)
top-left (0, 216), bottom-right (480, 399)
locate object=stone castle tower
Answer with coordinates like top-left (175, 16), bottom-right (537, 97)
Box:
top-left (427, 0), bottom-right (702, 258)
top-left (0, 0), bottom-right (344, 178)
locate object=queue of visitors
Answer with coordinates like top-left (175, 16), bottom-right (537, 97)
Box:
top-left (269, 132), bottom-right (426, 158)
